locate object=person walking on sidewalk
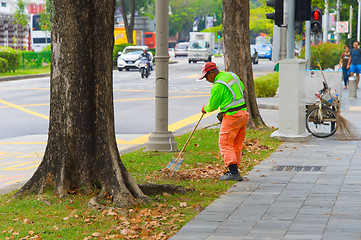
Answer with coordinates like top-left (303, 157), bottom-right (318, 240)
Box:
top-left (347, 41), bottom-right (361, 88)
top-left (338, 45), bottom-right (351, 89)
top-left (200, 62), bottom-right (249, 181)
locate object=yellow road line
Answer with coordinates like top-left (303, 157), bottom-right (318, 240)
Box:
top-left (0, 175), bottom-right (8, 178)
top-left (349, 106), bottom-right (361, 111)
top-left (2, 161), bottom-right (41, 170)
top-left (0, 99), bottom-right (49, 120)
top-left (5, 179), bottom-right (26, 185)
top-left (186, 74), bottom-right (200, 78)
top-left (0, 161), bottom-right (23, 166)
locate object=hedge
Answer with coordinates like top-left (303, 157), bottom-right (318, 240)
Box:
top-left (0, 57), bottom-right (9, 73)
top-left (254, 72), bottom-right (279, 98)
top-left (0, 47), bottom-right (21, 72)
top-left (299, 43), bottom-right (344, 70)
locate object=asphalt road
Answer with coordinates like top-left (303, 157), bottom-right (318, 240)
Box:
top-left (0, 57), bottom-right (274, 140)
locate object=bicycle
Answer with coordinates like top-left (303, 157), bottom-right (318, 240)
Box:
top-left (305, 83), bottom-right (339, 138)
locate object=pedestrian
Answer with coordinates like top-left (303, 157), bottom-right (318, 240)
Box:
top-left (200, 62), bottom-right (249, 181)
top-left (338, 45), bottom-right (351, 89)
top-left (347, 41), bottom-right (361, 88)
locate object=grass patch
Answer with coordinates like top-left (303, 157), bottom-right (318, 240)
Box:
top-left (0, 67), bottom-right (50, 78)
top-left (0, 127), bottom-right (281, 239)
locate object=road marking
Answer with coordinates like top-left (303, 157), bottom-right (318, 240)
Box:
top-left (186, 74), bottom-right (200, 78)
top-left (2, 161), bottom-right (41, 171)
top-left (5, 179), bottom-right (26, 185)
top-left (0, 175), bottom-right (27, 182)
top-left (0, 175), bottom-right (8, 178)
top-left (0, 98), bottom-right (49, 120)
top-left (349, 106), bottom-right (361, 111)
top-left (0, 161), bottom-right (23, 165)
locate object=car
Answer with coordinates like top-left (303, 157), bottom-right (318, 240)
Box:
top-left (255, 44), bottom-right (272, 61)
top-left (250, 45), bottom-right (259, 64)
top-left (168, 48), bottom-right (175, 58)
top-left (174, 42), bottom-right (189, 57)
top-left (117, 46), bottom-right (153, 71)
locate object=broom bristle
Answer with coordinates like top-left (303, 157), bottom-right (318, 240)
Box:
top-left (336, 113), bottom-right (361, 140)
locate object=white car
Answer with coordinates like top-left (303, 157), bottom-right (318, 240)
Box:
top-left (168, 48), bottom-right (175, 58)
top-left (117, 46), bottom-right (153, 71)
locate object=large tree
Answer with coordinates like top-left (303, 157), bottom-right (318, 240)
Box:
top-left (14, 0), bottom-right (148, 208)
top-left (223, 0), bottom-right (265, 127)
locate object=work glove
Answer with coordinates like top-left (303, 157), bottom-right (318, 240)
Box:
top-left (201, 105), bottom-right (207, 114)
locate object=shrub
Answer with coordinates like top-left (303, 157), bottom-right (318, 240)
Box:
top-left (0, 57), bottom-right (9, 72)
top-left (113, 43), bottom-right (134, 65)
top-left (0, 47), bottom-right (21, 72)
top-left (299, 43), bottom-right (344, 70)
top-left (254, 72), bottom-right (279, 97)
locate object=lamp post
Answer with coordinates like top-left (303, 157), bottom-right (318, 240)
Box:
top-left (145, 0), bottom-right (177, 152)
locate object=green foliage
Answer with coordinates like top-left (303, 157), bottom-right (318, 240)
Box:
top-left (169, 0), bottom-right (222, 38)
top-left (0, 47), bottom-right (21, 72)
top-left (20, 51), bottom-right (51, 69)
top-left (0, 57), bottom-right (9, 73)
top-left (42, 44), bottom-right (52, 52)
top-left (201, 25), bottom-right (222, 39)
top-left (250, 2), bottom-right (274, 37)
top-left (254, 72), bottom-right (279, 98)
top-left (299, 43), bottom-right (344, 70)
top-left (14, 0), bottom-right (28, 28)
top-left (113, 43), bottom-right (135, 65)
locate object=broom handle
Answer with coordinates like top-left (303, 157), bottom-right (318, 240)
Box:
top-left (317, 59), bottom-right (339, 112)
top-left (174, 113), bottom-right (204, 162)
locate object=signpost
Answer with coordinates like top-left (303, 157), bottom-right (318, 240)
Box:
top-left (336, 21), bottom-right (349, 33)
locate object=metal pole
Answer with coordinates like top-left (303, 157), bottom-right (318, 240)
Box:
top-left (145, 0), bottom-right (177, 152)
top-left (286, 0), bottom-right (295, 59)
top-left (280, 28), bottom-right (287, 60)
top-left (349, 5), bottom-right (353, 47)
top-left (272, 24), bottom-right (281, 62)
top-left (323, 0), bottom-right (329, 43)
top-left (305, 21), bottom-right (311, 70)
top-left (336, 0), bottom-right (340, 43)
top-left (357, 0), bottom-right (361, 42)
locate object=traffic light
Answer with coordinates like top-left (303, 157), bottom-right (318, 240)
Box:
top-left (217, 30), bottom-right (222, 39)
top-left (311, 8), bottom-right (322, 33)
top-left (295, 0), bottom-right (311, 22)
top-left (266, 0), bottom-right (284, 27)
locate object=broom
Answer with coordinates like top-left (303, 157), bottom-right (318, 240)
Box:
top-left (317, 59), bottom-right (361, 140)
top-left (167, 113), bottom-right (205, 174)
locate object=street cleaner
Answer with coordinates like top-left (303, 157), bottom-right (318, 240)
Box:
top-left (200, 62), bottom-right (249, 181)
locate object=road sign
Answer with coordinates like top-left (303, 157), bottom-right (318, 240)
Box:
top-left (336, 21), bottom-right (348, 33)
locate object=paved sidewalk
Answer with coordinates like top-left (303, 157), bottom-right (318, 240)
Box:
top-left (171, 88), bottom-right (361, 240)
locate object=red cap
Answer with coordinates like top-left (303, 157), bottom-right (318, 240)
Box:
top-left (199, 62), bottom-right (217, 79)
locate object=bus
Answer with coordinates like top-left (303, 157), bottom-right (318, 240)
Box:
top-left (144, 32), bottom-right (155, 48)
top-left (30, 14), bottom-right (51, 52)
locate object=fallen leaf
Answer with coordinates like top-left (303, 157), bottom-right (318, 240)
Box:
top-left (92, 232), bottom-right (101, 237)
top-left (179, 202), bottom-right (187, 208)
top-left (162, 192), bottom-right (171, 197)
top-left (23, 219), bottom-right (31, 224)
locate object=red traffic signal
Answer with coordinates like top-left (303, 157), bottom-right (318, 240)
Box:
top-left (311, 8), bottom-right (322, 33)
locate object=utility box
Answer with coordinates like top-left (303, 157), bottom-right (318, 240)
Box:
top-left (279, 59), bottom-right (306, 135)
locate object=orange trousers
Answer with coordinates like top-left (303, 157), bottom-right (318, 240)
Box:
top-left (219, 110), bottom-right (249, 167)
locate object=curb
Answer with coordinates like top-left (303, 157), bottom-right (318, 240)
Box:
top-left (0, 73), bottom-right (50, 82)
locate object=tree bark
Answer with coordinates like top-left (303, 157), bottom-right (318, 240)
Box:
top-left (120, 0), bottom-right (135, 44)
top-left (222, 0), bottom-right (265, 128)
top-left (14, 0), bottom-right (148, 208)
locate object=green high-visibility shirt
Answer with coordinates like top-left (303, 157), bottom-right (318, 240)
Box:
top-left (204, 71), bottom-right (246, 116)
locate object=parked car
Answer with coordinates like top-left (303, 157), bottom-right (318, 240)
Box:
top-left (175, 42), bottom-right (189, 57)
top-left (117, 46), bottom-right (153, 71)
top-left (168, 48), bottom-right (175, 58)
top-left (250, 45), bottom-right (259, 64)
top-left (255, 44), bottom-right (272, 61)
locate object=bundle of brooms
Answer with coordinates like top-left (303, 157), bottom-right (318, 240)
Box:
top-left (317, 60), bottom-right (361, 140)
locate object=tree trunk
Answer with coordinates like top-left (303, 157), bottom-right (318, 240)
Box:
top-left (222, 0), bottom-right (265, 128)
top-left (14, 0), bottom-right (148, 208)
top-left (120, 0), bottom-right (135, 44)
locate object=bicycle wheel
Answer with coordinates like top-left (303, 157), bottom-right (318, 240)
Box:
top-left (306, 107), bottom-right (337, 138)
